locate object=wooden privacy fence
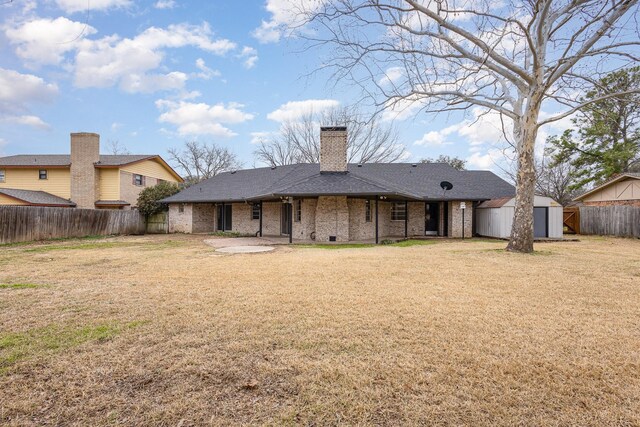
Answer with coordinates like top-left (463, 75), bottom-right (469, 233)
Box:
top-left (563, 207), bottom-right (580, 234)
top-left (579, 205), bottom-right (640, 238)
top-left (0, 206), bottom-right (145, 244)
top-left (146, 212), bottom-right (168, 234)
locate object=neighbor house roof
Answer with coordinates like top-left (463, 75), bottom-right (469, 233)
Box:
top-left (0, 154), bottom-right (155, 167)
top-left (573, 172), bottom-right (640, 201)
top-left (0, 154), bottom-right (183, 182)
top-left (0, 188), bottom-right (76, 206)
top-left (163, 163), bottom-right (515, 203)
top-left (476, 196), bottom-right (513, 208)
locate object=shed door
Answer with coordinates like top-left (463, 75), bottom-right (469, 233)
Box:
top-left (533, 207), bottom-right (548, 238)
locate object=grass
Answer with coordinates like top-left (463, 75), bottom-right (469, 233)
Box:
top-left (0, 234), bottom-right (116, 247)
top-left (208, 231), bottom-right (256, 238)
top-left (0, 233), bottom-right (639, 425)
top-left (0, 283), bottom-right (42, 289)
top-left (297, 239), bottom-right (440, 249)
top-left (0, 321), bottom-right (144, 374)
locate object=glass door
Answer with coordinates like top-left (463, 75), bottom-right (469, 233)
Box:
top-left (280, 203), bottom-right (291, 235)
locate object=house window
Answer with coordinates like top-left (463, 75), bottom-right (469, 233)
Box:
top-left (133, 174), bottom-right (144, 186)
top-left (39, 170), bottom-right (47, 180)
top-left (294, 199), bottom-right (302, 222)
top-left (365, 200), bottom-right (372, 222)
top-left (391, 202), bottom-right (406, 221)
top-left (252, 203), bottom-right (261, 220)
top-left (0, 169), bottom-right (5, 182)
top-left (178, 203), bottom-right (184, 213)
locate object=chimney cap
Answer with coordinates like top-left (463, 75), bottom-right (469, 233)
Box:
top-left (320, 126), bottom-right (347, 132)
top-left (70, 132), bottom-right (100, 137)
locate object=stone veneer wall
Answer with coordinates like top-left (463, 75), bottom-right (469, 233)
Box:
top-left (447, 201), bottom-right (473, 238)
top-left (319, 128), bottom-right (348, 172)
top-left (315, 196), bottom-right (349, 242)
top-left (347, 199), bottom-right (375, 240)
top-left (292, 198), bottom-right (317, 240)
top-left (168, 203), bottom-right (193, 233)
top-left (192, 203), bottom-right (216, 233)
top-left (261, 202), bottom-right (282, 236)
top-left (168, 203), bottom-right (216, 233)
top-left (70, 132), bottom-right (100, 209)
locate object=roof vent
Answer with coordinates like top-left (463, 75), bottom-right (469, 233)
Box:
top-left (411, 163), bottom-right (417, 167)
top-left (230, 170), bottom-right (236, 174)
top-left (357, 163), bottom-right (363, 167)
top-left (271, 166), bottom-right (276, 170)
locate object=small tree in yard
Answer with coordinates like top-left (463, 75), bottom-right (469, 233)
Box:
top-left (295, 0), bottom-right (638, 252)
top-left (137, 182), bottom-right (180, 218)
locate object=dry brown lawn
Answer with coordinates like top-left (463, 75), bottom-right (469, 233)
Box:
top-left (0, 234), bottom-right (639, 426)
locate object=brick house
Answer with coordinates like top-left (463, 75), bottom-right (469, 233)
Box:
top-left (0, 132), bottom-right (182, 209)
top-left (573, 173), bottom-right (640, 207)
top-left (163, 127), bottom-right (515, 242)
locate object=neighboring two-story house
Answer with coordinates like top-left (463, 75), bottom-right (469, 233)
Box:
top-left (0, 132), bottom-right (182, 209)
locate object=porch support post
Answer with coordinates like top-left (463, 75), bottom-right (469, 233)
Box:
top-left (289, 201), bottom-right (293, 244)
top-left (259, 201), bottom-right (263, 237)
top-left (375, 197), bottom-right (379, 244)
top-left (404, 200), bottom-right (408, 238)
top-left (221, 202), bottom-right (225, 231)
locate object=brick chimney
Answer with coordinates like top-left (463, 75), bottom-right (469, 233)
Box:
top-left (320, 126), bottom-right (347, 173)
top-left (70, 132), bottom-right (100, 209)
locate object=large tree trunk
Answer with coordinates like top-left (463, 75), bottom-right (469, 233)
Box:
top-left (506, 108), bottom-right (539, 253)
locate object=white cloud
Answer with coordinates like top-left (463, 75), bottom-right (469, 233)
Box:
top-left (239, 46), bottom-right (258, 69)
top-left (156, 99), bottom-right (254, 137)
top-left (0, 68), bottom-right (58, 129)
top-left (252, 0), bottom-right (328, 44)
top-left (250, 131), bottom-right (273, 144)
top-left (73, 23), bottom-right (235, 93)
top-left (55, 0), bottom-right (131, 13)
top-left (119, 72), bottom-right (188, 93)
top-left (413, 130), bottom-right (454, 147)
top-left (0, 138), bottom-right (7, 156)
top-left (382, 97), bottom-right (424, 122)
top-left (154, 0), bottom-right (176, 9)
top-left (194, 58), bottom-right (220, 79)
top-left (378, 67), bottom-right (403, 86)
top-left (252, 20), bottom-right (281, 44)
top-left (467, 149), bottom-right (504, 169)
top-left (5, 17), bottom-right (97, 65)
top-left (1, 115), bottom-right (50, 129)
top-left (267, 99), bottom-right (340, 122)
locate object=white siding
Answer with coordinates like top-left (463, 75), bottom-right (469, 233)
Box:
top-left (476, 196), bottom-right (563, 239)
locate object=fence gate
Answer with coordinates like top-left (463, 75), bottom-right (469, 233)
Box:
top-left (563, 207), bottom-right (580, 234)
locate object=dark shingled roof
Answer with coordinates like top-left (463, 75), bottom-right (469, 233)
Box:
top-left (163, 163), bottom-right (515, 203)
top-left (0, 188), bottom-right (76, 206)
top-left (0, 154), bottom-right (156, 167)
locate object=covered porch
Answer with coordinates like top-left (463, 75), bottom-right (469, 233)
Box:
top-left (169, 195), bottom-right (474, 243)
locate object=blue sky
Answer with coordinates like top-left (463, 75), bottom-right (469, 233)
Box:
top-left (0, 0), bottom-right (575, 172)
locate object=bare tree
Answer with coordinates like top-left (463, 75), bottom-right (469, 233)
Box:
top-left (297, 0), bottom-right (638, 252)
top-left (254, 106), bottom-right (406, 166)
top-left (168, 141), bottom-right (241, 184)
top-left (106, 140), bottom-right (130, 155)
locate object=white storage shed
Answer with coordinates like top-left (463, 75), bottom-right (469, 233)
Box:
top-left (475, 196), bottom-right (563, 239)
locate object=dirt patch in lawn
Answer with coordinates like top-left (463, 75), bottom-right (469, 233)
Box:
top-left (0, 234), bottom-right (639, 426)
